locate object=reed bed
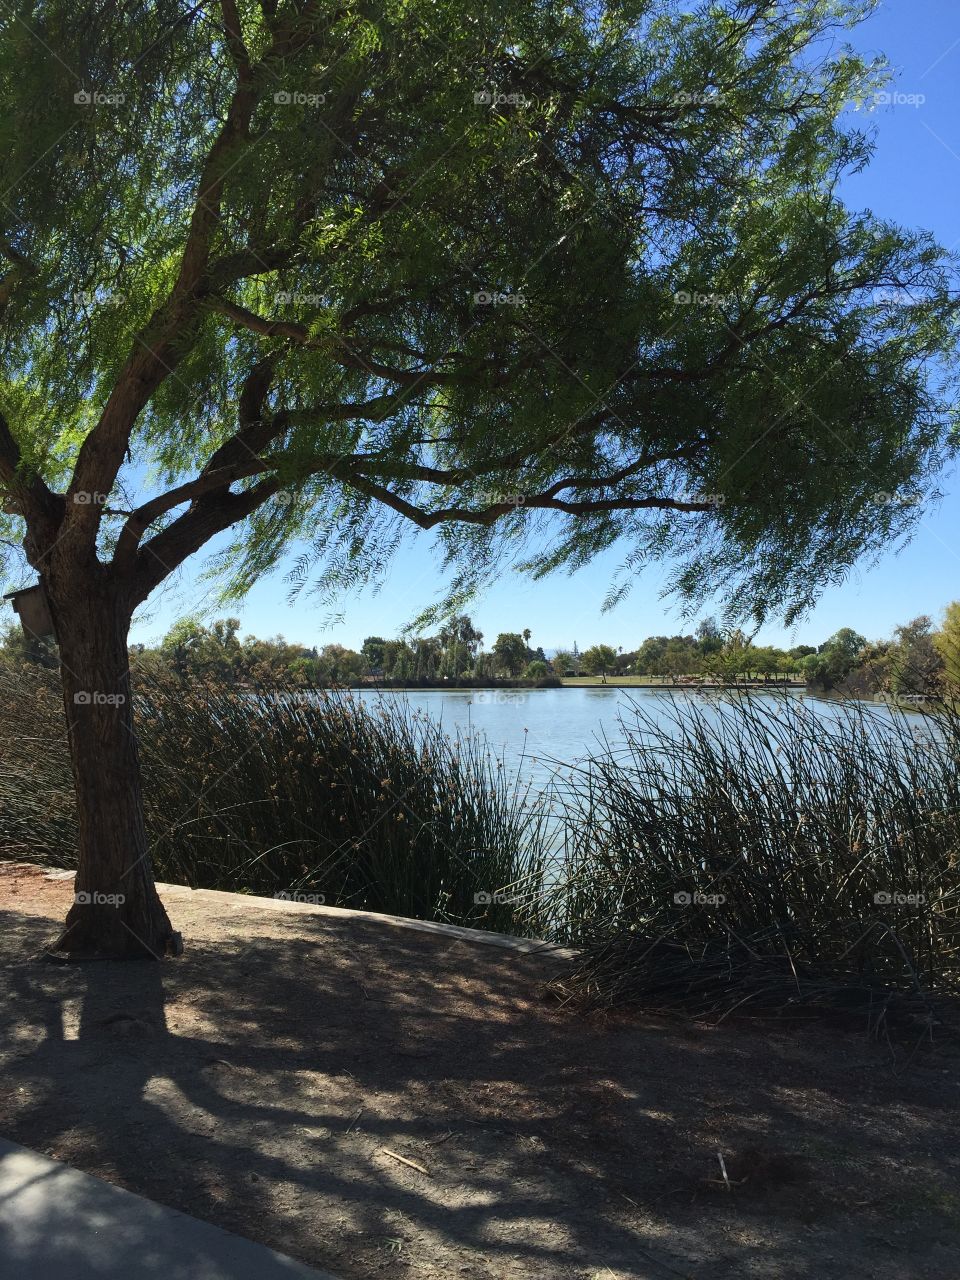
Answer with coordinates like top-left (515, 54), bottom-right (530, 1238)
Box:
top-left (545, 695), bottom-right (960, 1022)
top-left (0, 662), bottom-right (553, 936)
top-left (3, 662), bottom-right (960, 1024)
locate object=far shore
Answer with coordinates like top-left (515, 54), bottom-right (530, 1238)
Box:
top-left (288, 675), bottom-right (809, 692)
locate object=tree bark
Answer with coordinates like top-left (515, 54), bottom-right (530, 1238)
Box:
top-left (45, 573), bottom-right (178, 959)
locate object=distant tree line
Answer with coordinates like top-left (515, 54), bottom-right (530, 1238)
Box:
top-left (2, 609), bottom-right (958, 698)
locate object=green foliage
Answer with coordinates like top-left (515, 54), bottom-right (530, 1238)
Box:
top-left (935, 603), bottom-right (960, 690)
top-left (550, 649), bottom-right (576, 676)
top-left (492, 632), bottom-right (528, 676)
top-left (0, 0), bottom-right (956, 630)
top-left (888, 616), bottom-right (943, 697)
top-left (0, 619), bottom-right (56, 668)
top-left (581, 644), bottom-right (617, 677)
top-left (155, 616), bottom-right (316, 683)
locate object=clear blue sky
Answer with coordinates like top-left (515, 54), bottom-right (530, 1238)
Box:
top-left (131, 1), bottom-right (960, 654)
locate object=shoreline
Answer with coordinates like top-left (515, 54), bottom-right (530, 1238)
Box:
top-left (315, 678), bottom-right (808, 692)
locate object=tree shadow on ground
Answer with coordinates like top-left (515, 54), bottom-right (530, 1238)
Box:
top-left (2, 893), bottom-right (960, 1280)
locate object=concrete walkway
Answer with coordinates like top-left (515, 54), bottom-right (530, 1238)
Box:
top-left (0, 1138), bottom-right (338, 1280)
top-left (40, 865), bottom-right (579, 959)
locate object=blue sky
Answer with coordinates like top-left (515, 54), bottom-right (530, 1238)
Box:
top-left (131, 1), bottom-right (960, 654)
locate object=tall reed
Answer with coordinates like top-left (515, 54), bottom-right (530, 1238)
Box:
top-left (546, 694), bottom-right (960, 1017)
top-left (0, 663), bottom-right (553, 935)
top-left (4, 662), bottom-right (960, 1021)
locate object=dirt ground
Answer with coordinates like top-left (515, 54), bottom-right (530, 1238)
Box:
top-left (2, 860), bottom-right (960, 1280)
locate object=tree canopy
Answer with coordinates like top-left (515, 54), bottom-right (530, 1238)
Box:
top-left (0, 0), bottom-right (956, 628)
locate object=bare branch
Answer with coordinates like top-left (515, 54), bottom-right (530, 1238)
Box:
top-left (131, 477), bottom-right (282, 604)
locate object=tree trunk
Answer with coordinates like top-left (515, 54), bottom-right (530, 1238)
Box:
top-left (45, 575), bottom-right (178, 959)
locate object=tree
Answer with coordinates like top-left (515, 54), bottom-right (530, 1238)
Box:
top-left (709, 633), bottom-right (752, 682)
top-left (581, 644), bottom-right (618, 681)
top-left (492, 633), bottom-right (527, 677)
top-left (819, 628), bottom-right (868, 663)
top-left (804, 627), bottom-right (868, 688)
top-left (438, 614), bottom-right (482, 677)
top-left (550, 649), bottom-right (576, 677)
top-left (473, 650), bottom-right (496, 681)
top-left (160, 617), bottom-right (244, 680)
top-left (412, 636), bottom-right (440, 681)
top-left (360, 636), bottom-right (387, 675)
top-left (889, 616), bottom-right (943, 696)
top-left (634, 637), bottom-right (669, 676)
top-left (315, 644), bottom-right (363, 684)
top-left (695, 617), bottom-right (724, 657)
top-left (618, 649), bottom-right (639, 675)
top-left (658, 639), bottom-right (697, 682)
top-left (1, 1), bottom-right (956, 957)
top-left (934, 603), bottom-right (960, 690)
top-left (388, 642), bottom-right (414, 683)
top-left (523, 659), bottom-right (548, 680)
top-left (750, 646), bottom-right (782, 679)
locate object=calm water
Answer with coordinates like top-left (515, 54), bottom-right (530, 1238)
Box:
top-left (352, 686), bottom-right (927, 783)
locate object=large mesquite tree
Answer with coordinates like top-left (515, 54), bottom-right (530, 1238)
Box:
top-left (0, 0), bottom-right (956, 957)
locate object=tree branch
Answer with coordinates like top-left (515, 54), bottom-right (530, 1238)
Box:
top-left (131, 478), bottom-right (282, 604)
top-left (0, 410), bottom-right (64, 550)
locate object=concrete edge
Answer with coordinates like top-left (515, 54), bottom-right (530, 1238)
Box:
top-left (0, 1136), bottom-right (339, 1280)
top-left (1, 860), bottom-right (578, 962)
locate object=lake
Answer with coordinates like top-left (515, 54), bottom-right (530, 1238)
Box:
top-left (353, 686), bottom-right (930, 786)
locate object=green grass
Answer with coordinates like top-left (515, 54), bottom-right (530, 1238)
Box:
top-left (559, 674), bottom-right (803, 687)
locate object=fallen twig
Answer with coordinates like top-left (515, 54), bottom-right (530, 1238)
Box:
top-left (345, 1108), bottom-right (363, 1133)
top-left (381, 1148), bottom-right (430, 1175)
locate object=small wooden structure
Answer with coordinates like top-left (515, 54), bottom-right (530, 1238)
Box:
top-left (4, 584), bottom-right (55, 639)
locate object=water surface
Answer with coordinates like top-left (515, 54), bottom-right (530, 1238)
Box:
top-left (352, 686), bottom-right (926, 785)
